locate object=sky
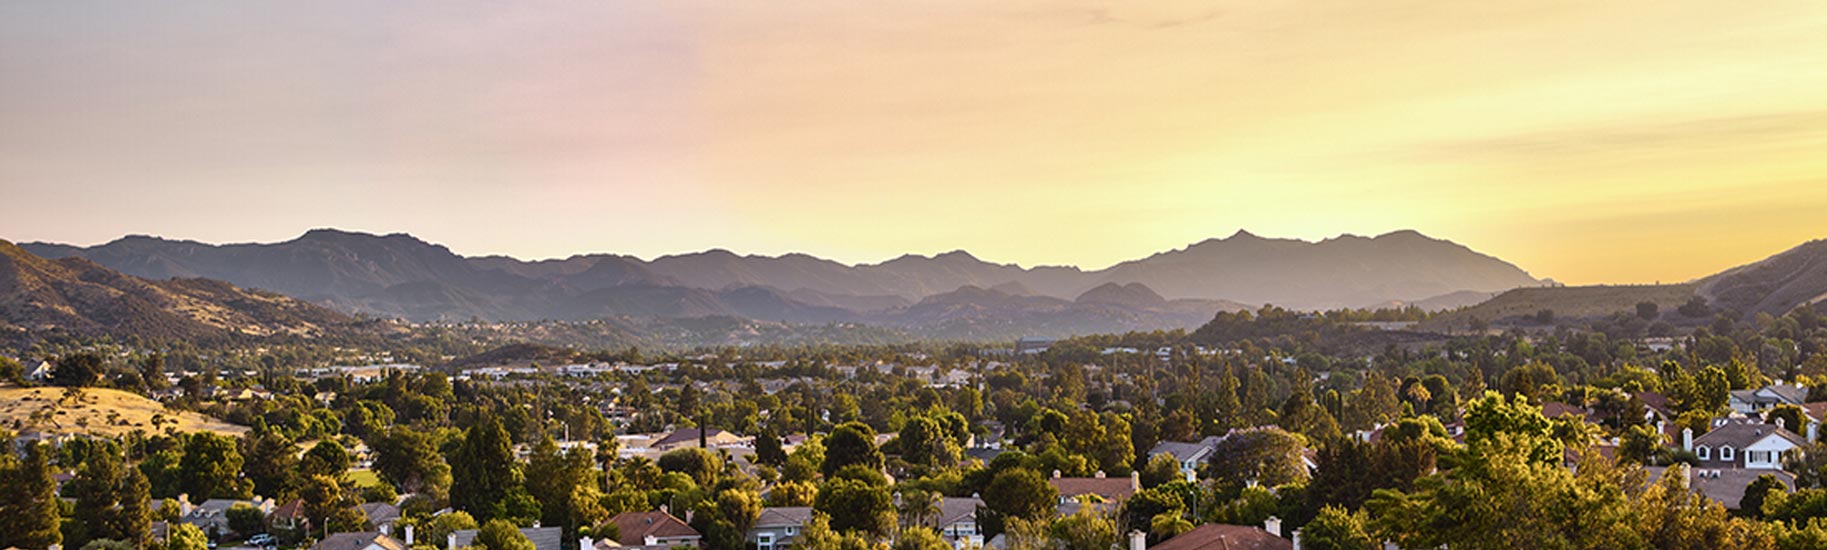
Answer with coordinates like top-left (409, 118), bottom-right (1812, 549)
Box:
top-left (4, 1), bottom-right (1826, 285)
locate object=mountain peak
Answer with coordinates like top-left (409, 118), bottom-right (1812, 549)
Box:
top-left (1228, 229), bottom-right (1261, 240)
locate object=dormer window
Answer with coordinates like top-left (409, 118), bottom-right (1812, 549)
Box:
top-left (1697, 446), bottom-right (1710, 460)
top-left (1722, 446), bottom-right (1736, 461)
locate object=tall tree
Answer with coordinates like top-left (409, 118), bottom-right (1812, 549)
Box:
top-left (451, 415), bottom-right (523, 522)
top-left (0, 440), bottom-right (64, 549)
top-left (180, 432), bottom-right (248, 499)
top-left (243, 431), bottom-right (302, 499)
top-left (302, 439), bottom-right (353, 480)
top-left (526, 436), bottom-right (607, 540)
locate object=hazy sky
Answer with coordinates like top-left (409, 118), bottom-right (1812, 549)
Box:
top-left (4, 1), bottom-right (1826, 284)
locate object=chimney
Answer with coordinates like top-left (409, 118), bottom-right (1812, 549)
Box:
top-left (1810, 421), bottom-right (1819, 442)
top-left (1656, 420), bottom-right (1666, 437)
top-left (1677, 465), bottom-right (1692, 489)
top-left (448, 533), bottom-right (458, 550)
top-left (1095, 470), bottom-right (1106, 478)
top-left (1131, 470), bottom-right (1142, 491)
top-left (1052, 470), bottom-right (1062, 479)
top-left (644, 536), bottom-right (659, 547)
top-left (1128, 530), bottom-right (1147, 550)
top-left (660, 504), bottom-right (668, 515)
top-left (1682, 427), bottom-right (1693, 452)
top-left (580, 537), bottom-right (593, 550)
top-left (382, 523), bottom-right (391, 536)
top-left (1264, 517), bottom-right (1282, 538)
top-left (179, 494), bottom-right (193, 517)
top-left (406, 525), bottom-right (415, 546)
top-left (1292, 529), bottom-right (1302, 550)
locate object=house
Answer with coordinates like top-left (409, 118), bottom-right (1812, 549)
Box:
top-left (609, 511), bottom-right (703, 548)
top-left (271, 499), bottom-right (307, 531)
top-left (27, 360), bottom-right (54, 381)
top-left (1050, 471), bottom-right (1139, 507)
top-left (180, 497), bottom-right (273, 535)
top-left (1682, 420), bottom-right (1809, 470)
top-left (316, 532), bottom-right (407, 550)
top-left (748, 507), bottom-right (812, 550)
top-left (1729, 384), bottom-right (1809, 414)
top-left (652, 428), bottom-right (747, 451)
top-left (934, 497), bottom-right (985, 549)
top-left (358, 502), bottom-right (402, 532)
top-left (1146, 436), bottom-right (1226, 477)
top-left (1139, 522), bottom-right (1291, 550)
top-left (451, 527), bottom-right (561, 550)
top-left (1647, 466), bottom-right (1796, 511)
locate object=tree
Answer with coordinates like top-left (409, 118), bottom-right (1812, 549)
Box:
top-left (476, 519), bottom-right (536, 550)
top-left (1768, 405), bottom-right (1808, 435)
top-left (823, 422), bottom-right (885, 477)
top-left (1206, 428), bottom-right (1307, 492)
top-left (658, 447), bottom-right (723, 488)
top-left (1461, 391), bottom-right (1560, 465)
top-left (54, 352), bottom-right (105, 387)
top-left (897, 416), bottom-right (960, 470)
top-left (70, 444), bottom-right (127, 547)
top-left (1634, 464), bottom-right (1775, 549)
top-left (373, 428), bottom-right (451, 498)
top-left (982, 468), bottom-right (1057, 537)
top-left (1637, 302), bottom-right (1660, 321)
top-left (166, 523), bottom-right (209, 550)
top-left (180, 433), bottom-right (247, 499)
top-left (421, 511), bottom-right (480, 547)
top-left (0, 440), bottom-right (64, 549)
top-left (1742, 474), bottom-right (1787, 519)
top-left (301, 474), bottom-right (365, 534)
top-left (114, 466), bottom-right (152, 548)
top-left (302, 439), bottom-right (353, 480)
top-left (451, 416), bottom-right (524, 522)
top-left (526, 436), bottom-right (608, 539)
top-left (243, 431), bottom-right (302, 499)
top-left (1301, 506), bottom-right (1374, 550)
top-left (897, 488), bottom-right (943, 529)
top-left (226, 503), bottom-right (267, 537)
top-left (1049, 506), bottom-right (1118, 550)
top-left (766, 480), bottom-right (819, 507)
top-left (892, 527), bottom-right (949, 550)
top-left (1139, 453), bottom-right (1182, 489)
top-left (756, 428), bottom-right (788, 467)
top-left (814, 478), bottom-right (896, 537)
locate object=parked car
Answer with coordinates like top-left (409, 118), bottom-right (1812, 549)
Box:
top-left (247, 534), bottom-right (275, 547)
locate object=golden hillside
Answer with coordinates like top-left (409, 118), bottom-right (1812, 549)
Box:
top-left (0, 386), bottom-right (247, 438)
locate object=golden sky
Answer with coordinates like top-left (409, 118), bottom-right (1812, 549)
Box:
top-left (4, 1), bottom-right (1826, 284)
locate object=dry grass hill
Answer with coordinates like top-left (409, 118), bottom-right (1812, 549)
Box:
top-left (0, 385), bottom-right (247, 438)
top-left (1418, 283), bottom-right (1698, 332)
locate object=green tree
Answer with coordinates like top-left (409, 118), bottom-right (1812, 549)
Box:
top-left (302, 439), bottom-right (353, 480)
top-left (823, 422), bottom-right (885, 477)
top-left (180, 432), bottom-right (248, 499)
top-left (526, 436), bottom-right (608, 539)
top-left (476, 519), bottom-right (536, 550)
top-left (1741, 474), bottom-right (1787, 519)
top-left (373, 428), bottom-right (451, 498)
top-left (765, 480), bottom-right (819, 507)
top-left (243, 431), bottom-right (302, 499)
top-left (421, 511), bottom-right (480, 548)
top-left (53, 352), bottom-right (105, 387)
top-left (1301, 506), bottom-right (1374, 550)
top-left (1768, 405), bottom-right (1808, 436)
top-left (226, 503), bottom-right (267, 537)
top-left (451, 416), bottom-right (524, 522)
top-left (814, 478), bottom-right (896, 537)
top-left (892, 527), bottom-right (949, 550)
top-left (0, 440), bottom-right (64, 549)
top-left (658, 447), bottom-right (723, 488)
top-left (1049, 506), bottom-right (1118, 550)
top-left (1633, 464), bottom-right (1775, 549)
top-left (166, 523), bottom-right (209, 550)
top-left (1138, 453), bottom-right (1182, 489)
top-left (982, 468), bottom-right (1058, 537)
top-left (1206, 428), bottom-right (1307, 492)
top-left (755, 428), bottom-right (788, 467)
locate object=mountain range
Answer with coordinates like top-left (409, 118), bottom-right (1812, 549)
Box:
top-left (21, 228), bottom-right (1541, 332)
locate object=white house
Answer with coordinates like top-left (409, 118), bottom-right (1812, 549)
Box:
top-left (1683, 419), bottom-right (1809, 470)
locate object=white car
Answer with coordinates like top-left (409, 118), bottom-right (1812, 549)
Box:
top-left (246, 534), bottom-right (275, 547)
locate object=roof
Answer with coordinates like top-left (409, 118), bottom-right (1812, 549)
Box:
top-left (754, 507), bottom-right (814, 528)
top-left (1148, 524), bottom-right (1291, 550)
top-left (1049, 476), bottom-right (1136, 501)
top-left (1690, 422), bottom-right (1809, 450)
top-left (654, 428), bottom-right (728, 449)
top-left (1148, 436), bottom-right (1226, 463)
top-left (610, 511), bottom-right (702, 546)
top-left (1540, 402), bottom-right (1595, 421)
top-left (315, 532), bottom-right (407, 550)
top-left (937, 497), bottom-right (982, 527)
top-left (1635, 392), bottom-right (1676, 416)
top-left (452, 527), bottom-right (563, 550)
top-left (273, 499), bottom-right (306, 519)
top-left (1647, 467), bottom-right (1796, 510)
top-left (358, 502), bottom-right (401, 525)
top-left (1803, 402), bottom-right (1827, 423)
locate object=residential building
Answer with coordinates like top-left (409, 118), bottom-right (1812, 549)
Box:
top-left (1647, 466), bottom-right (1796, 511)
top-left (748, 507), bottom-right (812, 550)
top-left (316, 532), bottom-right (407, 550)
top-left (1682, 420), bottom-right (1808, 470)
top-left (1140, 522), bottom-right (1291, 550)
top-left (610, 511), bottom-right (703, 548)
top-left (450, 526), bottom-right (562, 550)
top-left (1729, 383), bottom-right (1809, 414)
top-left (1146, 436), bottom-right (1226, 477)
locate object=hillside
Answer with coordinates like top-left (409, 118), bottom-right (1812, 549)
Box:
top-left (1700, 239), bottom-right (1827, 321)
top-left (0, 239), bottom-right (366, 347)
top-left (0, 386), bottom-right (247, 437)
top-left (1417, 284), bottom-right (1698, 332)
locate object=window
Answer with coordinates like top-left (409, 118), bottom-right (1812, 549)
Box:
top-left (759, 534), bottom-right (774, 550)
top-left (785, 527), bottom-right (799, 537)
top-left (1697, 446), bottom-right (1710, 460)
top-left (1722, 446), bottom-right (1735, 461)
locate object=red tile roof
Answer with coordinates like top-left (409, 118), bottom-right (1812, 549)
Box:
top-left (1049, 476), bottom-right (1136, 502)
top-left (609, 511), bottom-right (701, 546)
top-left (1150, 524), bottom-right (1291, 550)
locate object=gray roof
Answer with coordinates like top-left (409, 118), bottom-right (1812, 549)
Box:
top-left (451, 527), bottom-right (562, 550)
top-left (359, 502), bottom-right (401, 525)
top-left (1690, 421), bottom-right (1808, 450)
top-left (936, 497), bottom-right (982, 528)
top-left (754, 507), bottom-right (814, 528)
top-left (1647, 467), bottom-right (1796, 510)
top-left (1148, 436), bottom-right (1226, 462)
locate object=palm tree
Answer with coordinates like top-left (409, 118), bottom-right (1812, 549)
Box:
top-left (897, 489), bottom-right (944, 530)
